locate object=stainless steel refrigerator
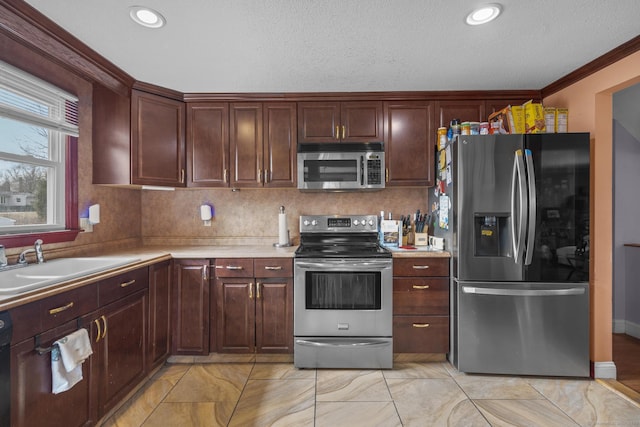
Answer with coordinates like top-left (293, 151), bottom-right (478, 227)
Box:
top-left (434, 133), bottom-right (590, 377)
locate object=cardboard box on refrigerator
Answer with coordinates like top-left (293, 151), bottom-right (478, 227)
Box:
top-left (523, 100), bottom-right (546, 133)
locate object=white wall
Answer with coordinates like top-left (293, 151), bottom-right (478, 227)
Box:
top-left (612, 82), bottom-right (640, 336)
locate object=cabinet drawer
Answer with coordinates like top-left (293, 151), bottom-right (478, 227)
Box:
top-left (214, 258), bottom-right (254, 278)
top-left (393, 257), bottom-right (449, 277)
top-left (254, 258), bottom-right (292, 278)
top-left (99, 267), bottom-right (149, 306)
top-left (393, 277), bottom-right (449, 315)
top-left (11, 284), bottom-right (99, 344)
top-left (393, 315), bottom-right (449, 353)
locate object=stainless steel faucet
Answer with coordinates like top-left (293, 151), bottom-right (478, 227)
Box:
top-left (17, 239), bottom-right (45, 265)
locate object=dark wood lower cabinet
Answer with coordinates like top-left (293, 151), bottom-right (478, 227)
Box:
top-left (86, 290), bottom-right (148, 417)
top-left (214, 258), bottom-right (293, 354)
top-left (149, 260), bottom-right (171, 370)
top-left (172, 259), bottom-right (210, 355)
top-left (11, 320), bottom-right (96, 427)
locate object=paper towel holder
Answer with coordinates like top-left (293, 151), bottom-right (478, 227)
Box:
top-left (273, 205), bottom-right (292, 247)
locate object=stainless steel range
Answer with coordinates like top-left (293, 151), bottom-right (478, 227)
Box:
top-left (294, 214), bottom-right (393, 369)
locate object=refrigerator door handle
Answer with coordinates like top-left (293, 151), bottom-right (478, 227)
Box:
top-left (524, 149), bottom-right (537, 265)
top-left (510, 150), bottom-right (527, 263)
top-left (462, 286), bottom-right (585, 297)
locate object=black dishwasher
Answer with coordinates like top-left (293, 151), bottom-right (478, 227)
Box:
top-left (0, 311), bottom-right (11, 427)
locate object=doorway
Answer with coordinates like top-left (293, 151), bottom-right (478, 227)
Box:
top-left (612, 82), bottom-right (640, 395)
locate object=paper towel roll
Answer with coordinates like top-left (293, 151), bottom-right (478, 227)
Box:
top-left (278, 212), bottom-right (288, 245)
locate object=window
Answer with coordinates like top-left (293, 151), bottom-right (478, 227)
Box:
top-left (0, 60), bottom-right (79, 244)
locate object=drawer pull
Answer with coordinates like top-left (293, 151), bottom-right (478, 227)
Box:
top-left (412, 285), bottom-right (430, 290)
top-left (94, 318), bottom-right (102, 342)
top-left (257, 282), bottom-right (261, 299)
top-left (249, 282), bottom-right (254, 299)
top-left (120, 279), bottom-right (136, 288)
top-left (412, 265), bottom-right (430, 270)
top-left (412, 323), bottom-right (430, 328)
top-left (49, 302), bottom-right (74, 315)
top-left (225, 266), bottom-right (244, 270)
top-left (264, 266), bottom-right (282, 270)
top-left (101, 315), bottom-right (107, 339)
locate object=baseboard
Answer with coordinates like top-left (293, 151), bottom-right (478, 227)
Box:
top-left (613, 319), bottom-right (627, 333)
top-left (594, 361), bottom-right (617, 379)
top-left (626, 320), bottom-right (640, 339)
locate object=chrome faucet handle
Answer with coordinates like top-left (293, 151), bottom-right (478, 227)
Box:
top-left (34, 239), bottom-right (45, 264)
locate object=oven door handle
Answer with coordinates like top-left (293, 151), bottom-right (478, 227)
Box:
top-left (295, 339), bottom-right (391, 348)
top-left (295, 260), bottom-right (391, 270)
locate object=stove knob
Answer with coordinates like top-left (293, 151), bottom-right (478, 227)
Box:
top-left (311, 220), bottom-right (318, 226)
top-left (360, 219), bottom-right (367, 226)
top-left (303, 220), bottom-right (310, 226)
top-left (353, 219), bottom-right (359, 226)
top-left (368, 219), bottom-right (375, 226)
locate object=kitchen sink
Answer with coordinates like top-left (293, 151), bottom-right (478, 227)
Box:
top-left (0, 257), bottom-right (140, 295)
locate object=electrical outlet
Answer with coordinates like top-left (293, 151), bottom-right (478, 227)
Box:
top-left (80, 217), bottom-right (93, 232)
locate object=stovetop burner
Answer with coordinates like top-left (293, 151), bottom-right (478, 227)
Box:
top-left (295, 214), bottom-right (391, 258)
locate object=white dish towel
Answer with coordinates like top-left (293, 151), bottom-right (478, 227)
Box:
top-left (51, 328), bottom-right (93, 394)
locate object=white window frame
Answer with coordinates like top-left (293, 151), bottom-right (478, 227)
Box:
top-left (0, 60), bottom-right (77, 236)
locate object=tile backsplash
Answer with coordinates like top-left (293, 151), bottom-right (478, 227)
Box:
top-left (141, 187), bottom-right (429, 245)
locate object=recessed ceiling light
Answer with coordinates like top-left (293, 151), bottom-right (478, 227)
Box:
top-left (129, 6), bottom-right (166, 28)
top-left (465, 4), bottom-right (502, 26)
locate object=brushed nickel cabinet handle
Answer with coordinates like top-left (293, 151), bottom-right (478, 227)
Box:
top-left (49, 301), bottom-right (74, 315)
top-left (412, 323), bottom-right (430, 328)
top-left (264, 266), bottom-right (282, 270)
top-left (101, 315), bottom-right (107, 339)
top-left (224, 169), bottom-right (229, 183)
top-left (120, 279), bottom-right (136, 288)
top-left (258, 168), bottom-right (262, 183)
top-left (385, 168), bottom-right (389, 182)
top-left (180, 168), bottom-right (185, 183)
top-left (226, 266), bottom-right (244, 270)
top-left (412, 285), bottom-right (430, 289)
top-left (94, 318), bottom-right (101, 342)
top-left (341, 125), bottom-right (345, 140)
top-left (335, 125), bottom-right (339, 139)
top-left (257, 282), bottom-right (261, 299)
top-left (249, 282), bottom-right (254, 299)
top-left (412, 265), bottom-right (430, 270)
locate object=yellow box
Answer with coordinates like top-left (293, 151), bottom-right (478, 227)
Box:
top-left (523, 100), bottom-right (546, 133)
top-left (510, 105), bottom-right (525, 134)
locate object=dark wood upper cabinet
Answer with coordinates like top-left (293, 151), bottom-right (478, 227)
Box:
top-left (263, 102), bottom-right (297, 187)
top-left (298, 101), bottom-right (383, 143)
top-left (435, 99), bottom-right (485, 128)
top-left (384, 101), bottom-right (435, 187)
top-left (230, 103), bottom-right (263, 187)
top-left (186, 102), bottom-right (229, 187)
top-left (131, 89), bottom-right (186, 187)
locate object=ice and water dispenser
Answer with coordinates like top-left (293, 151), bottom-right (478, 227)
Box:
top-left (474, 214), bottom-right (510, 257)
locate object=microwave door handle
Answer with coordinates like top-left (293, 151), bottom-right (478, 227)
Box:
top-left (524, 149), bottom-right (537, 265)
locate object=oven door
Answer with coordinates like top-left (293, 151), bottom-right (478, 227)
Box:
top-left (294, 258), bottom-right (392, 337)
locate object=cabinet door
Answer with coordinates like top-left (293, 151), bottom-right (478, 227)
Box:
top-left (263, 102), bottom-right (297, 187)
top-left (384, 101), bottom-right (435, 186)
top-left (186, 102), bottom-right (229, 187)
top-left (297, 102), bottom-right (340, 142)
top-left (131, 90), bottom-right (186, 187)
top-left (435, 100), bottom-right (485, 128)
top-left (172, 260), bottom-right (210, 355)
top-left (230, 103), bottom-right (263, 187)
top-left (216, 278), bottom-right (255, 353)
top-left (11, 320), bottom-right (96, 427)
top-left (92, 290), bottom-right (148, 417)
top-left (255, 278), bottom-right (293, 353)
top-left (149, 260), bottom-right (171, 370)
top-left (341, 101), bottom-right (383, 142)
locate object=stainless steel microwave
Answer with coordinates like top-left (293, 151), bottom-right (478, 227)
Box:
top-left (297, 142), bottom-right (385, 191)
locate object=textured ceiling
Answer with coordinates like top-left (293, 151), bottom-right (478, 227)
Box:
top-left (24, 0), bottom-right (640, 93)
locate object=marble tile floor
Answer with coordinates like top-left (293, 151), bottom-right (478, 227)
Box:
top-left (102, 357), bottom-right (640, 427)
